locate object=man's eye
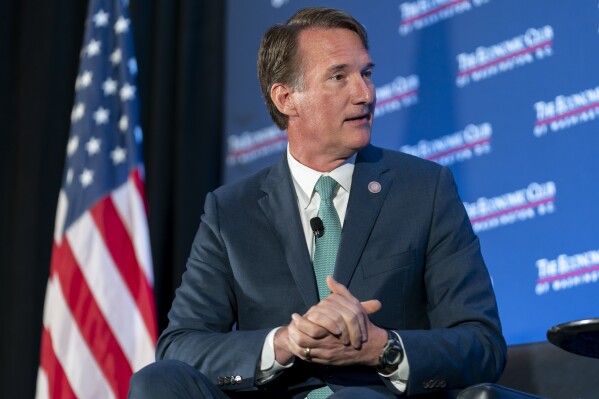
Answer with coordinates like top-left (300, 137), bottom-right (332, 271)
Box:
top-left (363, 70), bottom-right (373, 79)
top-left (332, 74), bottom-right (345, 81)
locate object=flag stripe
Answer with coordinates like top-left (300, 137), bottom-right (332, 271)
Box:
top-left (90, 180), bottom-right (157, 343)
top-left (66, 211), bottom-right (155, 371)
top-left (112, 171), bottom-right (155, 286)
top-left (52, 239), bottom-right (133, 398)
top-left (53, 190), bottom-right (68, 244)
top-left (35, 369), bottom-right (49, 399)
top-left (43, 275), bottom-right (115, 399)
top-left (38, 327), bottom-right (77, 399)
top-left (130, 169), bottom-right (154, 284)
top-left (132, 167), bottom-right (149, 214)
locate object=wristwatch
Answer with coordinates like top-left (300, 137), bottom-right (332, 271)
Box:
top-left (377, 330), bottom-right (404, 375)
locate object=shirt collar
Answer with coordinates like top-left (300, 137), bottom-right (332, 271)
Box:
top-left (287, 145), bottom-right (355, 209)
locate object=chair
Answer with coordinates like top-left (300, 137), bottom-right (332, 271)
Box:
top-left (547, 318), bottom-right (599, 359)
top-left (457, 383), bottom-right (544, 399)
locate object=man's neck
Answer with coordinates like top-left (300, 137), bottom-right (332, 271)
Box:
top-left (288, 146), bottom-right (357, 173)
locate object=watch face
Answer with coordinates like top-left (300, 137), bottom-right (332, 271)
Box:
top-left (383, 341), bottom-right (403, 366)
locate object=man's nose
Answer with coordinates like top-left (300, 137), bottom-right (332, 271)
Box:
top-left (352, 76), bottom-right (375, 105)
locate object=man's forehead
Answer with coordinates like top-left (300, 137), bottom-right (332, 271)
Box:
top-left (298, 27), bottom-right (364, 48)
top-left (298, 28), bottom-right (372, 66)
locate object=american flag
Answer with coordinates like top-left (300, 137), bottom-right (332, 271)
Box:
top-left (36, 0), bottom-right (157, 398)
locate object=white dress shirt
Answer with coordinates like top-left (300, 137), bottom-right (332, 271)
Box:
top-left (256, 146), bottom-right (409, 393)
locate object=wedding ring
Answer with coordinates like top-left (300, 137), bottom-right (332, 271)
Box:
top-left (303, 347), bottom-right (312, 360)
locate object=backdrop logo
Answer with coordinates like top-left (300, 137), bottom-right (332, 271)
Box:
top-left (374, 75), bottom-right (419, 118)
top-left (535, 249), bottom-right (599, 295)
top-left (464, 181), bottom-right (556, 233)
top-left (456, 25), bottom-right (554, 87)
top-left (399, 0), bottom-right (490, 36)
top-left (226, 125), bottom-right (287, 166)
top-left (533, 85), bottom-right (599, 137)
top-left (400, 122), bottom-right (492, 166)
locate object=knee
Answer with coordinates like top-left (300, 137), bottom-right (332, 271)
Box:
top-left (331, 387), bottom-right (392, 399)
top-left (129, 361), bottom-right (169, 398)
top-left (128, 359), bottom-right (200, 399)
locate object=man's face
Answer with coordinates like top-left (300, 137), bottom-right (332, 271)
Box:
top-left (286, 28), bottom-right (376, 167)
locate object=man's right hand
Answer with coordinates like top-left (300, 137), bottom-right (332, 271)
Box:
top-left (302, 277), bottom-right (381, 348)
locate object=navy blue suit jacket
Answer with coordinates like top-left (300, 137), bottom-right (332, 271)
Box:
top-left (157, 145), bottom-right (506, 398)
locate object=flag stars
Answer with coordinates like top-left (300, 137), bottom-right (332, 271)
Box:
top-left (67, 135), bottom-right (79, 156)
top-left (92, 9), bottom-right (109, 27)
top-left (114, 16), bottom-right (130, 34)
top-left (119, 115), bottom-right (129, 132)
top-left (79, 169), bottom-right (94, 188)
top-left (93, 107), bottom-right (110, 125)
top-left (71, 103), bottom-right (85, 122)
top-left (120, 83), bottom-right (136, 101)
top-left (110, 48), bottom-right (122, 65)
top-left (111, 146), bottom-right (127, 164)
top-left (85, 137), bottom-right (102, 156)
top-left (102, 78), bottom-right (118, 95)
top-left (85, 39), bottom-right (102, 57)
top-left (76, 70), bottom-right (93, 90)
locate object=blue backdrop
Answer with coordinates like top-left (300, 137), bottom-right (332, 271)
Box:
top-left (223, 0), bottom-right (599, 345)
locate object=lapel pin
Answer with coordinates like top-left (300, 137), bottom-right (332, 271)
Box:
top-left (368, 181), bottom-right (381, 194)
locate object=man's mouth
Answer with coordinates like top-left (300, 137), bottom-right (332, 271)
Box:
top-left (345, 113), bottom-right (370, 123)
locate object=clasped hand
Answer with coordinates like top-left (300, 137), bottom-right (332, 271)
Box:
top-left (276, 276), bottom-right (385, 367)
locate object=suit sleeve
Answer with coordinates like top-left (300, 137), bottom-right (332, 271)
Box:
top-left (396, 166), bottom-right (507, 395)
top-left (155, 191), bottom-right (270, 391)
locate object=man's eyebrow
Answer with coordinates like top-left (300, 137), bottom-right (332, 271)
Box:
top-left (364, 62), bottom-right (376, 71)
top-left (326, 62), bottom-right (376, 74)
top-left (326, 64), bottom-right (349, 74)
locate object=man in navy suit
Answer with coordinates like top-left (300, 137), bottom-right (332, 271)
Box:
top-left (129, 7), bottom-right (506, 398)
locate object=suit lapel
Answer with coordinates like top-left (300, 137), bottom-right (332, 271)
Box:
top-left (334, 145), bottom-right (393, 287)
top-left (258, 154), bottom-right (320, 308)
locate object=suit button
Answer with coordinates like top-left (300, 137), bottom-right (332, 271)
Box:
top-left (217, 377), bottom-right (224, 386)
top-left (422, 379), bottom-right (439, 389)
top-left (234, 375), bottom-right (242, 384)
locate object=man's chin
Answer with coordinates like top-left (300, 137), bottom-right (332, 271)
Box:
top-left (348, 131), bottom-right (371, 151)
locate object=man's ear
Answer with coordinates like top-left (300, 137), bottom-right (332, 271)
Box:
top-left (270, 83), bottom-right (298, 117)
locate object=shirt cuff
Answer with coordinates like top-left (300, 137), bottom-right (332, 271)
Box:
top-left (256, 327), bottom-right (294, 385)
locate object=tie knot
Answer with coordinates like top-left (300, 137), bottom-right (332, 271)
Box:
top-left (315, 175), bottom-right (338, 202)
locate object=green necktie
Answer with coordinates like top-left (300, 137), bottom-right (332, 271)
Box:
top-left (313, 175), bottom-right (341, 300)
top-left (308, 175), bottom-right (341, 398)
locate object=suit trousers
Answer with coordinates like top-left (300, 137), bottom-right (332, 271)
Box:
top-left (128, 360), bottom-right (391, 399)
